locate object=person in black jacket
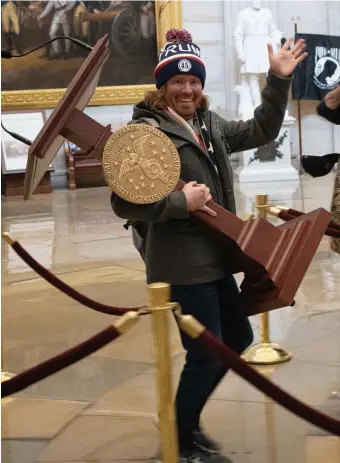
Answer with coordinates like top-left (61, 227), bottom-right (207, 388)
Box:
top-left (318, 85), bottom-right (340, 254)
top-left (302, 85), bottom-right (340, 177)
top-left (317, 85), bottom-right (340, 125)
top-left (302, 85), bottom-right (340, 255)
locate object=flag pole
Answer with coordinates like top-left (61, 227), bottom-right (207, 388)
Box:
top-left (292, 16), bottom-right (304, 175)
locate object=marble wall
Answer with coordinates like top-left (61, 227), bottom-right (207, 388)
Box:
top-left (10, 0), bottom-right (340, 180)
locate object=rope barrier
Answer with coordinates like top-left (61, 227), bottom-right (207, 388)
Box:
top-left (177, 314), bottom-right (340, 436)
top-left (282, 207), bottom-right (340, 231)
top-left (1, 312), bottom-right (139, 398)
top-left (2, 233), bottom-right (340, 438)
top-left (2, 233), bottom-right (148, 316)
top-left (277, 210), bottom-right (340, 238)
top-left (268, 207), bottom-right (340, 238)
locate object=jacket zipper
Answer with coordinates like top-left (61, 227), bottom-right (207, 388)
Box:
top-left (204, 153), bottom-right (222, 205)
top-left (205, 116), bottom-right (224, 205)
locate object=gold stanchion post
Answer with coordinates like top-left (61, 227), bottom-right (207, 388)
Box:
top-left (242, 194), bottom-right (292, 365)
top-left (148, 282), bottom-right (178, 463)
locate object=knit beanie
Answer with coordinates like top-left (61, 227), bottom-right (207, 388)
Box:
top-left (154, 29), bottom-right (206, 89)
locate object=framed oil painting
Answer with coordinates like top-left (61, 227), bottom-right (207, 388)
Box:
top-left (1, 1), bottom-right (182, 109)
top-left (1, 110), bottom-right (50, 173)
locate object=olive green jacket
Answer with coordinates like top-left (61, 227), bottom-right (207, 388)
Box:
top-left (111, 71), bottom-right (292, 285)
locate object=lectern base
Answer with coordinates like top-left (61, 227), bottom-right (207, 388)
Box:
top-left (242, 342), bottom-right (292, 365)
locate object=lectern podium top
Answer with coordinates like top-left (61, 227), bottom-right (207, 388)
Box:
top-left (24, 35), bottom-right (110, 200)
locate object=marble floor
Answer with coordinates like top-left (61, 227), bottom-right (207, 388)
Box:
top-left (1, 174), bottom-right (340, 463)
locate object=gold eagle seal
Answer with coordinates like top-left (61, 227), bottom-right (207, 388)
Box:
top-left (102, 124), bottom-right (181, 204)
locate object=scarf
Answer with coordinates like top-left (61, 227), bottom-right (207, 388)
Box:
top-left (166, 107), bottom-right (217, 171)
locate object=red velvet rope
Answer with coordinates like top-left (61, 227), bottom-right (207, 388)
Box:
top-left (288, 208), bottom-right (340, 230)
top-left (278, 211), bottom-right (340, 238)
top-left (4, 237), bottom-right (340, 435)
top-left (281, 208), bottom-right (340, 232)
top-left (1, 325), bottom-right (121, 398)
top-left (197, 328), bottom-right (340, 436)
top-left (10, 241), bottom-right (146, 316)
top-left (285, 208), bottom-right (304, 217)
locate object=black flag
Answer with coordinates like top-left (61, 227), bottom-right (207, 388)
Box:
top-left (292, 33), bottom-right (340, 100)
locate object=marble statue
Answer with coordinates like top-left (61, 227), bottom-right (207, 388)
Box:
top-left (233, 0), bottom-right (283, 119)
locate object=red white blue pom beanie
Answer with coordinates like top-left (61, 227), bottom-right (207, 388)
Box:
top-left (154, 29), bottom-right (206, 89)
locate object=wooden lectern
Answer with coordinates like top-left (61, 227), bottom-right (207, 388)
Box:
top-left (24, 35), bottom-right (331, 317)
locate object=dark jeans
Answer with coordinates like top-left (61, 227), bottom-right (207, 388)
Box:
top-left (171, 276), bottom-right (254, 449)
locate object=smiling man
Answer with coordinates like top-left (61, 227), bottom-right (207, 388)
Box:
top-left (111, 29), bottom-right (307, 463)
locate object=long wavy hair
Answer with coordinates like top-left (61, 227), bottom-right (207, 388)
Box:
top-left (144, 85), bottom-right (210, 112)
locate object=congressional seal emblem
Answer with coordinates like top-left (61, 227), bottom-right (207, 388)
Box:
top-left (102, 124), bottom-right (181, 204)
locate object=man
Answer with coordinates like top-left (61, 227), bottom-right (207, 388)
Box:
top-left (1, 1), bottom-right (23, 54)
top-left (73, 1), bottom-right (89, 47)
top-left (111, 29), bottom-right (307, 462)
top-left (72, 1), bottom-right (101, 53)
top-left (317, 84), bottom-right (340, 125)
top-left (38, 1), bottom-right (75, 59)
top-left (139, 1), bottom-right (156, 56)
top-left (318, 85), bottom-right (340, 255)
top-left (106, 0), bottom-right (156, 56)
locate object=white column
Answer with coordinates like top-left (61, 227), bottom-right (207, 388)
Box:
top-left (222, 0), bottom-right (242, 120)
top-left (222, 1), bottom-right (247, 162)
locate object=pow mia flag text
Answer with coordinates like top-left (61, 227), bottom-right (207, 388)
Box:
top-left (292, 33), bottom-right (340, 100)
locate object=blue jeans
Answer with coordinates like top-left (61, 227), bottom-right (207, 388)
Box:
top-left (171, 276), bottom-right (254, 449)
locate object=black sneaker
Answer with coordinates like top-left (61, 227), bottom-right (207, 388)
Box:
top-left (152, 417), bottom-right (221, 455)
top-left (180, 447), bottom-right (225, 462)
top-left (154, 446), bottom-right (229, 462)
top-left (193, 427), bottom-right (221, 455)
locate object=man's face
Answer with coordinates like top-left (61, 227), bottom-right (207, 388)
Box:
top-left (164, 74), bottom-right (203, 120)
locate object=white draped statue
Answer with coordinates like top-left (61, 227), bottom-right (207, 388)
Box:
top-left (233, 0), bottom-right (283, 119)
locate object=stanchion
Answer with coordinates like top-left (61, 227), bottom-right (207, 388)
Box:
top-left (242, 194), bottom-right (292, 365)
top-left (148, 283), bottom-right (178, 463)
